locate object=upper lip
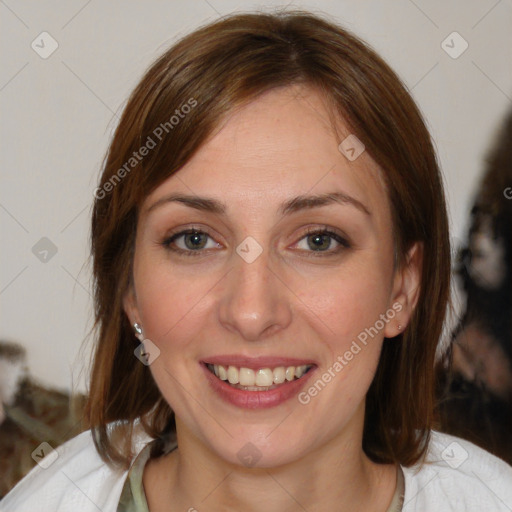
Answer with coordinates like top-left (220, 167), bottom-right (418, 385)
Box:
top-left (202, 355), bottom-right (317, 369)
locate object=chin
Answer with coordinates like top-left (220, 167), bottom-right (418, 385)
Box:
top-left (199, 422), bottom-right (320, 470)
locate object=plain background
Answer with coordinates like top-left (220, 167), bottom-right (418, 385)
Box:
top-left (1, 0), bottom-right (511, 393)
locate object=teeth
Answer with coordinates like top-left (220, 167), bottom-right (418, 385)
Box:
top-left (255, 368), bottom-right (273, 387)
top-left (217, 365), bottom-right (227, 381)
top-left (227, 365), bottom-right (238, 384)
top-left (273, 367), bottom-right (286, 384)
top-left (239, 368), bottom-right (255, 386)
top-left (209, 363), bottom-right (312, 388)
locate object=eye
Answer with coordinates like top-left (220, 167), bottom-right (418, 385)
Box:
top-left (162, 229), bottom-right (221, 256)
top-left (161, 226), bottom-right (350, 258)
top-left (294, 227), bottom-right (350, 255)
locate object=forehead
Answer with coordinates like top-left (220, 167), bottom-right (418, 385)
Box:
top-left (143, 85), bottom-right (390, 224)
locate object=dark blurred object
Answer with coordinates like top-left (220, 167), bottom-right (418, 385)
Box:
top-left (437, 109), bottom-right (512, 464)
top-left (0, 341), bottom-right (86, 497)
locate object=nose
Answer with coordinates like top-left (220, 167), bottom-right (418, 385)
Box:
top-left (217, 244), bottom-right (293, 342)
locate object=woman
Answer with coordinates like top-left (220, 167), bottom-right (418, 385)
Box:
top-left (3, 10), bottom-right (511, 512)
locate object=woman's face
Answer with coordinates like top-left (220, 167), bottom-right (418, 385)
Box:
top-left (125, 85), bottom-right (420, 467)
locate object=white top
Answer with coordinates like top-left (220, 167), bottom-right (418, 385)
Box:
top-left (2, 429), bottom-right (511, 511)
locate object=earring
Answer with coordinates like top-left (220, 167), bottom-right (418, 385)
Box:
top-left (133, 322), bottom-right (143, 339)
top-left (397, 324), bottom-right (403, 331)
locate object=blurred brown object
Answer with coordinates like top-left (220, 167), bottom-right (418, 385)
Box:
top-left (0, 341), bottom-right (86, 497)
top-left (437, 109), bottom-right (512, 464)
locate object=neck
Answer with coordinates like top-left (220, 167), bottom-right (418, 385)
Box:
top-left (144, 406), bottom-right (397, 512)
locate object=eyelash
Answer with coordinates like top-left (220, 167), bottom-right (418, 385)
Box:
top-left (161, 226), bottom-right (351, 258)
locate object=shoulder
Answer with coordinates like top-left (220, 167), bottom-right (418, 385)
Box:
top-left (0, 427), bottom-right (152, 512)
top-left (402, 431), bottom-right (512, 511)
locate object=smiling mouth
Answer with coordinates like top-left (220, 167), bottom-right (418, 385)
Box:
top-left (206, 363), bottom-right (314, 391)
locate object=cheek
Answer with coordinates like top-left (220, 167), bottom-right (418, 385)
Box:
top-left (294, 262), bottom-right (392, 358)
top-left (293, 268), bottom-right (391, 429)
top-left (132, 253), bottom-right (219, 347)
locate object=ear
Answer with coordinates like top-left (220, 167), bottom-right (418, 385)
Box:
top-left (123, 285), bottom-right (140, 329)
top-left (383, 242), bottom-right (423, 338)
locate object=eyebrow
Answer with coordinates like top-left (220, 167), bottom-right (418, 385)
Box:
top-left (146, 191), bottom-right (371, 216)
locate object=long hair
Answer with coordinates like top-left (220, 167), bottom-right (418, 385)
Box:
top-left (87, 10), bottom-right (450, 468)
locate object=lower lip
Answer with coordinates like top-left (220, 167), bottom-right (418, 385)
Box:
top-left (201, 363), bottom-right (316, 409)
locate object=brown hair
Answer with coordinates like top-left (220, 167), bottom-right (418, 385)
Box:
top-left (87, 10), bottom-right (450, 468)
